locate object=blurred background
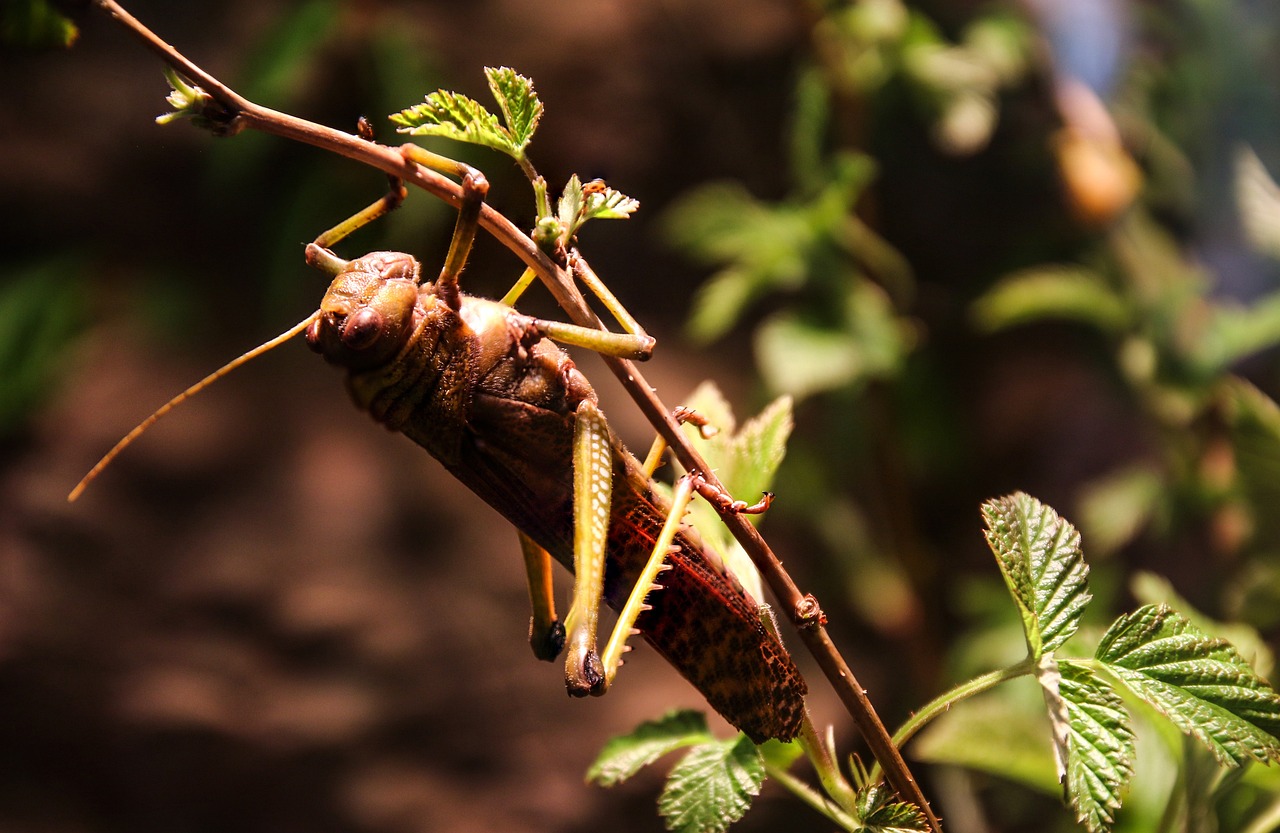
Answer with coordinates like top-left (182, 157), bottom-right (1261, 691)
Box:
top-left (3, 0), bottom-right (1280, 830)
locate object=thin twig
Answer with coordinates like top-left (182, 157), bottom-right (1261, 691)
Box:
top-left (90, 3), bottom-right (940, 829)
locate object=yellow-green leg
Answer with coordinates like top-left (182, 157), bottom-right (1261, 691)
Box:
top-left (561, 405), bottom-right (702, 697)
top-left (569, 253), bottom-right (650, 348)
top-left (305, 173), bottom-right (408, 276)
top-left (564, 399), bottom-right (613, 696)
top-left (598, 475), bottom-right (692, 683)
top-left (518, 531), bottom-right (565, 662)
top-left (400, 144), bottom-right (489, 311)
top-left (497, 251), bottom-right (656, 357)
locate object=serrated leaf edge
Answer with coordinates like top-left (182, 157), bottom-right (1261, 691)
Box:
top-left (1096, 604), bottom-right (1280, 766)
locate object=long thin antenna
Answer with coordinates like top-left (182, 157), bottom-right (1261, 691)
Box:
top-left (68, 312), bottom-right (319, 502)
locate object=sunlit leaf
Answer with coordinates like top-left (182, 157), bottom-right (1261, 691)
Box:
top-left (557, 175), bottom-right (639, 240)
top-left (1223, 378), bottom-right (1280, 547)
top-left (393, 89), bottom-right (518, 158)
top-left (1096, 604), bottom-right (1280, 766)
top-left (1051, 661), bottom-right (1136, 833)
top-left (664, 183), bottom-right (811, 342)
top-left (583, 184), bottom-right (639, 221)
top-left (1130, 571), bottom-right (1274, 679)
top-left (756, 737), bottom-right (804, 771)
top-left (1198, 293), bottom-right (1280, 374)
top-left (754, 278), bottom-right (907, 401)
top-left (755, 314), bottom-right (865, 400)
top-left (1077, 465), bottom-right (1164, 557)
top-left (658, 734), bottom-right (764, 833)
top-left (587, 710), bottom-right (712, 787)
top-left (912, 691), bottom-right (1060, 792)
top-left (685, 268), bottom-right (758, 343)
top-left (677, 382), bottom-right (791, 602)
top-left (981, 493), bottom-right (1092, 657)
top-left (854, 783), bottom-right (930, 833)
top-left (484, 66), bottom-right (542, 152)
top-left (156, 68), bottom-right (216, 128)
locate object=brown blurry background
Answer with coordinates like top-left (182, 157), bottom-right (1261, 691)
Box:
top-left (4, 1), bottom-right (1280, 831)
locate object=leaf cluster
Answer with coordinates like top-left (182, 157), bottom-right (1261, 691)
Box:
top-left (392, 66), bottom-right (542, 163)
top-left (927, 493), bottom-right (1280, 832)
top-left (390, 66), bottom-right (637, 244)
top-left (589, 711), bottom-right (925, 833)
top-left (664, 157), bottom-right (913, 401)
top-left (597, 490), bottom-right (1280, 833)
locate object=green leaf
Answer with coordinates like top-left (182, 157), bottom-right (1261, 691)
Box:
top-left (392, 89), bottom-right (509, 150)
top-left (1096, 604), bottom-right (1280, 766)
top-left (583, 183), bottom-right (640, 221)
top-left (557, 174), bottom-right (585, 232)
top-left (677, 382), bottom-right (792, 602)
top-left (1077, 465), bottom-right (1164, 557)
top-left (854, 783), bottom-right (930, 833)
top-left (1, 0), bottom-right (78, 48)
top-left (664, 183), bottom-right (811, 342)
top-left (657, 734), bottom-right (764, 833)
top-left (156, 68), bottom-right (217, 128)
top-left (788, 65), bottom-right (831, 195)
top-left (754, 276), bottom-right (910, 401)
top-left (393, 66), bottom-right (543, 163)
top-left (981, 493), bottom-right (1092, 657)
top-left (555, 175), bottom-right (640, 240)
top-left (1130, 571), bottom-right (1274, 679)
top-left (1224, 378), bottom-right (1280, 548)
top-left (392, 90), bottom-right (519, 159)
top-left (1198, 292), bottom-right (1280, 374)
top-left (587, 710), bottom-right (712, 787)
top-left (680, 382), bottom-right (792, 508)
top-left (1052, 660), bottom-right (1136, 833)
top-left (756, 737), bottom-right (804, 771)
top-left (972, 265), bottom-right (1130, 333)
top-left (755, 314), bottom-right (864, 400)
top-left (685, 267), bottom-right (758, 344)
top-left (483, 66), bottom-right (542, 152)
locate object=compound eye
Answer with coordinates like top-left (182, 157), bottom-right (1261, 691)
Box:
top-left (341, 307), bottom-right (383, 350)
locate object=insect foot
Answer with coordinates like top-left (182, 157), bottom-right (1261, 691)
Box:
top-left (566, 650), bottom-right (606, 698)
top-left (530, 619), bottom-right (566, 662)
top-left (688, 472), bottom-right (775, 515)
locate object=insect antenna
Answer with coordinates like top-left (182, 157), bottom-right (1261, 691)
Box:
top-left (67, 312), bottom-right (319, 502)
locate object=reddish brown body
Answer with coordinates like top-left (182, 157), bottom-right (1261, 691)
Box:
top-left (305, 251), bottom-right (806, 742)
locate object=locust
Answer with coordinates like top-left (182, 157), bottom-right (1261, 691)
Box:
top-left (70, 138), bottom-right (808, 743)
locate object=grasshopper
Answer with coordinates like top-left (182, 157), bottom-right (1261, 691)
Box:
top-left (72, 141), bottom-right (807, 743)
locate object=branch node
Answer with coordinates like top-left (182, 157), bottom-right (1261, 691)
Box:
top-left (795, 594), bottom-right (827, 629)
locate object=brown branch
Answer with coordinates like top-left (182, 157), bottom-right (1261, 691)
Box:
top-left (90, 2), bottom-right (940, 829)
